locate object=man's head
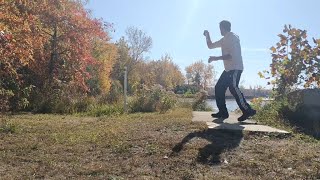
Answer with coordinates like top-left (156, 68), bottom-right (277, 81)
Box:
top-left (219, 20), bottom-right (231, 36)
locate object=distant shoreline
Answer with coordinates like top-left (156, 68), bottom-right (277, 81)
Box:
top-left (177, 95), bottom-right (270, 100)
top-left (207, 95), bottom-right (259, 99)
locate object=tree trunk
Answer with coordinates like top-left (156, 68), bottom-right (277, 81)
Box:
top-left (49, 24), bottom-right (58, 84)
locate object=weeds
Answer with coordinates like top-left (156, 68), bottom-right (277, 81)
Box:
top-left (129, 84), bottom-right (177, 113)
top-left (85, 105), bottom-right (124, 117)
top-left (251, 97), bottom-right (293, 131)
top-left (192, 91), bottom-right (212, 111)
top-left (0, 118), bottom-right (16, 133)
top-left (251, 97), bottom-right (320, 141)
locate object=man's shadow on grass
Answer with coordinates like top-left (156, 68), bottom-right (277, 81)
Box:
top-left (171, 118), bottom-right (244, 165)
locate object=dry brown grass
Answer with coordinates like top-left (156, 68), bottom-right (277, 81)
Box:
top-left (0, 109), bottom-right (319, 179)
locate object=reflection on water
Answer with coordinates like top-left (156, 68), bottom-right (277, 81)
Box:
top-left (206, 99), bottom-right (253, 112)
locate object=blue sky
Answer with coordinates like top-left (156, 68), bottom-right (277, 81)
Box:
top-left (85, 0), bottom-right (320, 88)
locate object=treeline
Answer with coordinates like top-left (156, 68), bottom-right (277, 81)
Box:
top-left (0, 0), bottom-right (186, 113)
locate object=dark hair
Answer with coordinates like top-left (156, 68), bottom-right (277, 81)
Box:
top-left (219, 20), bottom-right (231, 32)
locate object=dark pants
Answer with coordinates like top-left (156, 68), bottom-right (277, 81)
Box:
top-left (215, 70), bottom-right (251, 113)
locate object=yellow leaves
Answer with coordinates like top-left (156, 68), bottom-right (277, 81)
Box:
top-left (281, 38), bottom-right (287, 45)
top-left (278, 34), bottom-right (286, 39)
top-left (288, 28), bottom-right (300, 36)
top-left (258, 72), bottom-right (265, 79)
top-left (283, 56), bottom-right (289, 65)
top-left (185, 60), bottom-right (214, 89)
top-left (92, 39), bottom-right (117, 94)
top-left (270, 46), bottom-right (276, 53)
top-left (314, 38), bottom-right (320, 46)
top-left (269, 24), bottom-right (320, 89)
top-left (290, 43), bottom-right (297, 51)
top-left (295, 29), bottom-right (300, 36)
top-left (300, 50), bottom-right (311, 62)
top-left (278, 34), bottom-right (288, 45)
top-left (304, 82), bottom-right (311, 88)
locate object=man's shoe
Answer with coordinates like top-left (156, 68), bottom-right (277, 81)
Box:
top-left (238, 109), bottom-right (256, 122)
top-left (211, 112), bottom-right (229, 119)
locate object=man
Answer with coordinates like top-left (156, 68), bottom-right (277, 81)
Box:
top-left (203, 20), bottom-right (256, 121)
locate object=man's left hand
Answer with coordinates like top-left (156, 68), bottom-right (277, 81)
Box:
top-left (208, 56), bottom-right (219, 63)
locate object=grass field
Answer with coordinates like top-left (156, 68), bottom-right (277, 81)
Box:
top-left (0, 108), bottom-right (319, 179)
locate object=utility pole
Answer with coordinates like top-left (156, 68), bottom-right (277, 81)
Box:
top-left (124, 66), bottom-right (128, 112)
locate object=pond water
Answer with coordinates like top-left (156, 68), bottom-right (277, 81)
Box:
top-left (206, 99), bottom-right (253, 112)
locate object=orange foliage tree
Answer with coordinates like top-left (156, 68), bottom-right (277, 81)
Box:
top-left (1, 0), bottom-right (116, 111)
top-left (30, 0), bottom-right (110, 89)
top-left (260, 25), bottom-right (320, 95)
top-left (88, 38), bottom-right (117, 95)
top-left (128, 54), bottom-right (184, 91)
top-left (0, 0), bottom-right (43, 110)
top-left (185, 60), bottom-right (215, 90)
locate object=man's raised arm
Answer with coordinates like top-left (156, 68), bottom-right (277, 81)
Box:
top-left (203, 30), bottom-right (221, 49)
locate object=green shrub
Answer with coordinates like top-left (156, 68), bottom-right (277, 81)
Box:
top-left (27, 80), bottom-right (127, 116)
top-left (30, 82), bottom-right (95, 114)
top-left (37, 94), bottom-right (97, 114)
top-left (129, 84), bottom-right (177, 113)
top-left (192, 91), bottom-right (212, 111)
top-left (0, 88), bottom-right (14, 112)
top-left (250, 97), bottom-right (264, 112)
top-left (0, 73), bottom-right (35, 112)
top-left (251, 97), bottom-right (290, 129)
top-left (0, 118), bottom-right (16, 134)
top-left (85, 104), bottom-right (124, 117)
top-left (158, 91), bottom-right (178, 113)
top-left (101, 80), bottom-right (124, 104)
top-left (72, 96), bottom-right (96, 113)
top-left (183, 89), bottom-right (195, 98)
top-left (252, 95), bottom-right (320, 139)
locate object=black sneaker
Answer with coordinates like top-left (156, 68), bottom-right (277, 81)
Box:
top-left (238, 109), bottom-right (256, 122)
top-left (211, 112), bottom-right (229, 119)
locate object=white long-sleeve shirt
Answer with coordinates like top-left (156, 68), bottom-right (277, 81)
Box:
top-left (209, 32), bottom-right (244, 71)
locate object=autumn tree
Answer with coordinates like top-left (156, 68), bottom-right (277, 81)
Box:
top-left (185, 60), bottom-right (215, 90)
top-left (111, 37), bottom-right (131, 86)
top-left (0, 0), bottom-right (45, 110)
top-left (159, 54), bottom-right (185, 90)
top-left (111, 27), bottom-right (152, 93)
top-left (260, 25), bottom-right (320, 96)
top-left (126, 54), bottom-right (184, 92)
top-left (144, 54), bottom-right (184, 90)
top-left (87, 38), bottom-right (117, 96)
top-left (31, 0), bottom-right (109, 89)
top-left (1, 0), bottom-right (116, 112)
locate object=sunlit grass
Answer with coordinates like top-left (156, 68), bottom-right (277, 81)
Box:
top-left (0, 107), bottom-right (319, 179)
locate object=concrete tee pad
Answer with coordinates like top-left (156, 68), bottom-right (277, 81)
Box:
top-left (192, 111), bottom-right (289, 134)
